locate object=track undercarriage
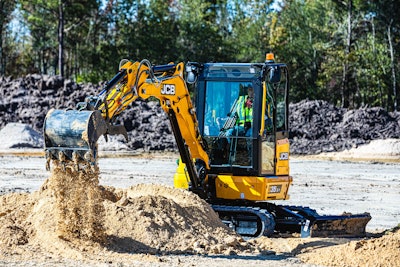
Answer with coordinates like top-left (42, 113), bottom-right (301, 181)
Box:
top-left (212, 202), bottom-right (371, 238)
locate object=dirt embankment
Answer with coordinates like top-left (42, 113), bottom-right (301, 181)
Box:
top-left (1, 75), bottom-right (400, 154)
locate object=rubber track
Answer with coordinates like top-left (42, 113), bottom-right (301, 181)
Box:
top-left (211, 205), bottom-right (276, 237)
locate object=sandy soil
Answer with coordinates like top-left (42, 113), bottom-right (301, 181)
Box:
top-left (0, 144), bottom-right (399, 267)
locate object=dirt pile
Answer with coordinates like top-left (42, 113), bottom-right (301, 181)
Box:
top-left (315, 138), bottom-right (400, 162)
top-left (0, 168), bottom-right (249, 263)
top-left (249, 228), bottom-right (400, 267)
top-left (2, 75), bottom-right (400, 154)
top-left (0, 122), bottom-right (43, 149)
top-left (0, 157), bottom-right (399, 265)
top-left (103, 184), bottom-right (245, 254)
top-left (0, 75), bottom-right (175, 152)
top-left (290, 99), bottom-right (400, 154)
top-left (299, 228), bottom-right (400, 266)
top-left (0, 75), bottom-right (97, 131)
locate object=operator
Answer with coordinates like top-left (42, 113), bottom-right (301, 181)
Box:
top-left (226, 85), bottom-right (254, 141)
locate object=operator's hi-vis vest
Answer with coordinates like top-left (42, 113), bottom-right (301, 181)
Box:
top-left (237, 95), bottom-right (253, 125)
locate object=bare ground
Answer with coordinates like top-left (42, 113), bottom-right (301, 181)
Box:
top-left (0, 147), bottom-right (399, 267)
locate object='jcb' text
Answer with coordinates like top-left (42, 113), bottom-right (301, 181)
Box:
top-left (161, 84), bottom-right (176, 95)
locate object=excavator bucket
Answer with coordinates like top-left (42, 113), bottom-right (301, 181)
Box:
top-left (310, 212), bottom-right (372, 237)
top-left (43, 108), bottom-right (108, 169)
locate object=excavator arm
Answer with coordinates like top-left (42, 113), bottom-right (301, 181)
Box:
top-left (44, 59), bottom-right (209, 193)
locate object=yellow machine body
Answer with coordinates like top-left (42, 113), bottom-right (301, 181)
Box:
top-left (174, 136), bottom-right (292, 201)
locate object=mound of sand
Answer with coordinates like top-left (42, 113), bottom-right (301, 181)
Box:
top-left (103, 183), bottom-right (243, 254)
top-left (0, 123), bottom-right (43, 149)
top-left (299, 228), bottom-right (400, 266)
top-left (249, 227), bottom-right (400, 267)
top-left (311, 138), bottom-right (400, 162)
top-left (0, 166), bottom-right (247, 264)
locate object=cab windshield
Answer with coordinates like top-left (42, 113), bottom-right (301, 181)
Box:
top-left (203, 80), bottom-right (254, 168)
top-left (203, 81), bottom-right (253, 136)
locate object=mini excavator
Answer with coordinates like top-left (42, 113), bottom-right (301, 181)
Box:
top-left (43, 54), bottom-right (371, 238)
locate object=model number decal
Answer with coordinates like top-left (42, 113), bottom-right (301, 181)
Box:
top-left (269, 185), bottom-right (282, 194)
top-left (279, 152), bottom-right (289, 160)
top-left (161, 84), bottom-right (176, 95)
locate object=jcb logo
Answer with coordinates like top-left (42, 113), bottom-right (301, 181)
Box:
top-left (279, 152), bottom-right (289, 160)
top-left (161, 84), bottom-right (176, 95)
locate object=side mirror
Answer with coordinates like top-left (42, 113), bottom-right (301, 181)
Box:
top-left (186, 71), bottom-right (196, 84)
top-left (185, 63), bottom-right (198, 84)
top-left (269, 66), bottom-right (281, 83)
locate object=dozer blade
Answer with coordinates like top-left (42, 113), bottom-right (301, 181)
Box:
top-left (271, 205), bottom-right (371, 238)
top-left (310, 212), bottom-right (371, 237)
top-left (43, 108), bottom-right (108, 170)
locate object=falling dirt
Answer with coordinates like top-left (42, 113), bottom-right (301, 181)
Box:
top-left (48, 164), bottom-right (106, 242)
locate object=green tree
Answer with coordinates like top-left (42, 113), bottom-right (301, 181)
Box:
top-left (368, 0), bottom-right (400, 111)
top-left (133, 0), bottom-right (180, 63)
top-left (355, 32), bottom-right (391, 107)
top-left (227, 0), bottom-right (274, 62)
top-left (176, 0), bottom-right (232, 62)
top-left (0, 0), bottom-right (17, 75)
top-left (270, 0), bottom-right (334, 102)
top-left (4, 0), bottom-right (399, 110)
top-left (20, 0), bottom-right (99, 77)
top-left (272, 0), bottom-right (397, 110)
top-left (20, 0), bottom-right (58, 74)
top-left (325, 0), bottom-right (398, 110)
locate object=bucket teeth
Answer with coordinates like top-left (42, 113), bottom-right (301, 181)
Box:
top-left (84, 151), bottom-right (93, 161)
top-left (72, 152), bottom-right (80, 171)
top-left (58, 151), bottom-right (66, 171)
top-left (58, 151), bottom-right (66, 162)
top-left (45, 151), bottom-right (51, 171)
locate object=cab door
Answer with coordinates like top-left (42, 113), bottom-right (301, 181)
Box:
top-left (260, 64), bottom-right (289, 175)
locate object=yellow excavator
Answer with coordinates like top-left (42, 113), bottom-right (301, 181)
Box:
top-left (43, 54), bottom-right (371, 238)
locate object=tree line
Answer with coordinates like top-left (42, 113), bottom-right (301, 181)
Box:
top-left (0, 0), bottom-right (399, 111)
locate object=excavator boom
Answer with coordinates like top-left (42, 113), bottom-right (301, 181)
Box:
top-left (44, 59), bottom-right (208, 192)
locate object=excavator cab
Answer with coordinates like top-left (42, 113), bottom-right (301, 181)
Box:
top-left (175, 57), bottom-right (293, 203)
top-left (195, 62), bottom-right (289, 177)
